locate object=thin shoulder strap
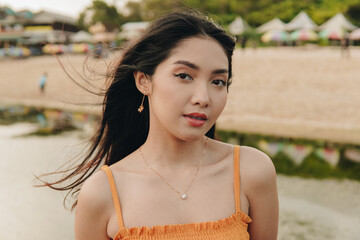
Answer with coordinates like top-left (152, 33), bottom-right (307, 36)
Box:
top-left (101, 165), bottom-right (125, 230)
top-left (233, 145), bottom-right (241, 213)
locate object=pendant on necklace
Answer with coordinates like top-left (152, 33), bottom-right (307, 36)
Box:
top-left (181, 193), bottom-right (188, 200)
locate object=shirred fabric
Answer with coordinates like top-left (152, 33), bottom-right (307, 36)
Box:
top-left (101, 145), bottom-right (251, 239)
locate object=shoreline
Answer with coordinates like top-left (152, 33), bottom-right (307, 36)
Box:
top-left (0, 124), bottom-right (359, 239)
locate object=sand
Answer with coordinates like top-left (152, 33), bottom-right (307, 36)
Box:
top-left (219, 46), bottom-right (360, 144)
top-left (0, 124), bottom-right (359, 240)
top-left (1, 46), bottom-right (360, 144)
top-left (1, 47), bottom-right (360, 239)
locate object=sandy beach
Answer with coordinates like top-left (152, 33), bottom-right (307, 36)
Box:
top-left (0, 124), bottom-right (359, 240)
top-left (1, 47), bottom-right (360, 239)
top-left (1, 47), bottom-right (360, 143)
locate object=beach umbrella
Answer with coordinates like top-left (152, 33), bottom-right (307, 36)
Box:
top-left (350, 28), bottom-right (360, 40)
top-left (290, 28), bottom-right (318, 41)
top-left (319, 28), bottom-right (346, 40)
top-left (261, 29), bottom-right (289, 43)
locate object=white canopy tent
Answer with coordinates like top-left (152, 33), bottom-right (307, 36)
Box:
top-left (285, 11), bottom-right (318, 31)
top-left (257, 18), bottom-right (285, 33)
top-left (350, 28), bottom-right (360, 40)
top-left (319, 13), bottom-right (357, 32)
top-left (228, 17), bottom-right (251, 35)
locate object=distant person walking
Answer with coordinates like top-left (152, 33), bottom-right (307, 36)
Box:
top-left (39, 72), bottom-right (47, 94)
top-left (341, 37), bottom-right (350, 58)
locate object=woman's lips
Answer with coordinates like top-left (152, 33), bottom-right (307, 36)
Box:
top-left (183, 113), bottom-right (208, 127)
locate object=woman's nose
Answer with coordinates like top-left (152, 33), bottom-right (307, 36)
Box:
top-left (191, 83), bottom-right (210, 107)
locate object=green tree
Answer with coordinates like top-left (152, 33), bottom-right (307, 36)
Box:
top-left (124, 1), bottom-right (144, 22)
top-left (346, 3), bottom-right (360, 27)
top-left (128, 0), bottom-right (360, 28)
top-left (142, 0), bottom-right (182, 19)
top-left (77, 0), bottom-right (124, 31)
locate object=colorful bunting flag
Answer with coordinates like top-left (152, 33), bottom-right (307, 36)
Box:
top-left (344, 149), bottom-right (360, 163)
top-left (258, 140), bottom-right (283, 157)
top-left (283, 144), bottom-right (313, 165)
top-left (315, 148), bottom-right (340, 167)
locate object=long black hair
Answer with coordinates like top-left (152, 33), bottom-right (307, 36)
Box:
top-left (40, 10), bottom-right (235, 209)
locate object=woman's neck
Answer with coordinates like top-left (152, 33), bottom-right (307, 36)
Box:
top-left (141, 131), bottom-right (207, 171)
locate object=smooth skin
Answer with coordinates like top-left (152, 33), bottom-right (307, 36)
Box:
top-left (75, 37), bottom-right (278, 240)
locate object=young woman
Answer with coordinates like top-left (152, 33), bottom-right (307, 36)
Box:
top-left (48, 10), bottom-right (278, 240)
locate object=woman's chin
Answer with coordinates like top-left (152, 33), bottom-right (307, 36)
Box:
top-left (176, 131), bottom-right (208, 142)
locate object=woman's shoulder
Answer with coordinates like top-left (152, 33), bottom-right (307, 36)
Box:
top-left (239, 145), bottom-right (277, 191)
top-left (77, 167), bottom-right (113, 214)
top-left (75, 169), bottom-right (114, 238)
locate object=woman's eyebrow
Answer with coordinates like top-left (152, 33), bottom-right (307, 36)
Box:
top-left (173, 60), bottom-right (199, 70)
top-left (212, 69), bottom-right (229, 74)
top-left (173, 60), bottom-right (228, 74)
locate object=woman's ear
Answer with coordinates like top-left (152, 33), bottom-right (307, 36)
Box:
top-left (134, 71), bottom-right (151, 94)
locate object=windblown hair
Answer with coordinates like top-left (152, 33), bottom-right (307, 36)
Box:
top-left (39, 10), bottom-right (235, 209)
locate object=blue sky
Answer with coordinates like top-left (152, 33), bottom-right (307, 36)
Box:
top-left (0, 0), bottom-right (129, 18)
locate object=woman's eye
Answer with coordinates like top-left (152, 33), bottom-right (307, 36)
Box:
top-left (212, 79), bottom-right (226, 86)
top-left (174, 73), bottom-right (193, 81)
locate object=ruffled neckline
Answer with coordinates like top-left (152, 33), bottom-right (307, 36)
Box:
top-left (115, 211), bottom-right (252, 238)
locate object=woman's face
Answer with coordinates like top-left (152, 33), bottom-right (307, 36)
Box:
top-left (147, 37), bottom-right (229, 141)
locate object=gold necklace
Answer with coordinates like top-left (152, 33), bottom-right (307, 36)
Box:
top-left (139, 138), bottom-right (208, 200)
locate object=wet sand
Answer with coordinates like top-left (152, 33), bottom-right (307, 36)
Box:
top-left (1, 124), bottom-right (360, 239)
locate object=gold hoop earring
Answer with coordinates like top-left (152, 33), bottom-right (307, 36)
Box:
top-left (138, 94), bottom-right (145, 113)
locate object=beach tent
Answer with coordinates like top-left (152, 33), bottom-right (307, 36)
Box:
top-left (319, 13), bottom-right (357, 32)
top-left (350, 28), bottom-right (360, 40)
top-left (257, 18), bottom-right (285, 33)
top-left (261, 29), bottom-right (289, 43)
top-left (318, 29), bottom-right (347, 40)
top-left (319, 13), bottom-right (357, 40)
top-left (228, 16), bottom-right (251, 35)
top-left (285, 11), bottom-right (318, 31)
top-left (290, 28), bottom-right (318, 41)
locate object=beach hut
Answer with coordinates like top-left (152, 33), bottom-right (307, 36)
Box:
top-left (318, 13), bottom-right (357, 40)
top-left (257, 18), bottom-right (285, 33)
top-left (285, 11), bottom-right (318, 31)
top-left (228, 16), bottom-right (251, 35)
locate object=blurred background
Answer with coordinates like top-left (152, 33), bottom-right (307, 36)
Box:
top-left (1, 0), bottom-right (360, 239)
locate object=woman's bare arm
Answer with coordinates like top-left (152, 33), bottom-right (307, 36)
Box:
top-left (75, 171), bottom-right (111, 240)
top-left (242, 147), bottom-right (279, 240)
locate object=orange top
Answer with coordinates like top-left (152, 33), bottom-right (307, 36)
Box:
top-left (101, 145), bottom-right (252, 239)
